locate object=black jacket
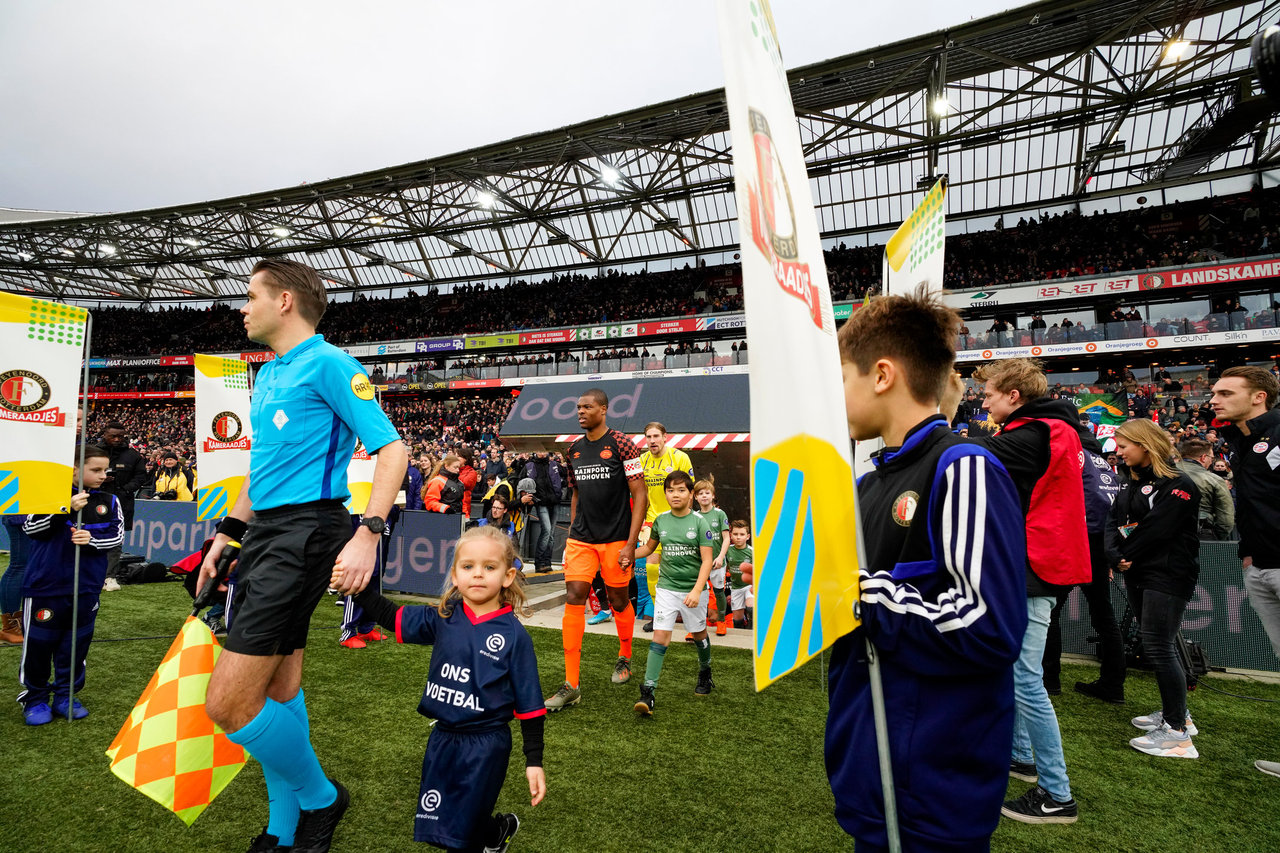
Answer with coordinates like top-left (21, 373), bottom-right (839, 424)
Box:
top-left (1105, 466), bottom-right (1201, 601)
top-left (101, 444), bottom-right (149, 529)
top-left (1221, 407), bottom-right (1280, 567)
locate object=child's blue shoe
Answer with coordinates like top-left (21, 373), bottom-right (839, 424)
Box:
top-left (51, 698), bottom-right (88, 720)
top-left (23, 703), bottom-right (53, 726)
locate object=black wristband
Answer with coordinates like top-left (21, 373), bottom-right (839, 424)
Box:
top-left (217, 516), bottom-right (248, 542)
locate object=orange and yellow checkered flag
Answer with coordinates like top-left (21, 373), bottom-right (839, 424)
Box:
top-left (106, 616), bottom-right (247, 825)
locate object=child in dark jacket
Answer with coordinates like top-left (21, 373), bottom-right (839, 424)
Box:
top-left (18, 445), bottom-right (123, 725)
top-left (828, 290), bottom-right (1028, 853)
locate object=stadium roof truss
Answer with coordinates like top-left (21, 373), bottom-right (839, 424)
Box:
top-left (1, 0), bottom-right (1277, 302)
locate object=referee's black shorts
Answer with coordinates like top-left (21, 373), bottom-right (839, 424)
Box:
top-left (224, 500), bottom-right (351, 656)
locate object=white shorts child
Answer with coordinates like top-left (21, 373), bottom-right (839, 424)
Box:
top-left (730, 585), bottom-right (754, 611)
top-left (709, 566), bottom-right (726, 590)
top-left (653, 587), bottom-right (709, 633)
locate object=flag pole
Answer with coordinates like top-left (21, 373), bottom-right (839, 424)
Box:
top-left (66, 310), bottom-right (93, 723)
top-left (852, 490), bottom-right (901, 853)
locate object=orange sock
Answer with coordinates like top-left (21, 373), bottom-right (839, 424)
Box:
top-left (614, 603), bottom-right (635, 659)
top-left (562, 603), bottom-right (585, 687)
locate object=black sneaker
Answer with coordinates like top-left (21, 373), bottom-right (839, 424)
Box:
top-left (1009, 761), bottom-right (1038, 783)
top-left (246, 828), bottom-right (290, 853)
top-left (1001, 786), bottom-right (1078, 824)
top-left (291, 779), bottom-right (350, 853)
top-left (483, 812), bottom-right (520, 853)
top-left (695, 668), bottom-right (714, 695)
top-left (642, 620), bottom-right (654, 633)
top-left (634, 685), bottom-right (655, 716)
top-left (1074, 680), bottom-right (1125, 705)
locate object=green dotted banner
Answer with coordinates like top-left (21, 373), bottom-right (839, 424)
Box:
top-left (220, 359), bottom-right (248, 391)
top-left (27, 299), bottom-right (87, 348)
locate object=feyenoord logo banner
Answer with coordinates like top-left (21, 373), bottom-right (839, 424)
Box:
top-left (0, 294), bottom-right (88, 514)
top-left (194, 355), bottom-right (252, 522)
top-left (717, 0), bottom-right (861, 689)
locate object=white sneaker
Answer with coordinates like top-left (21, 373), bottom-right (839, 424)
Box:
top-left (1131, 709), bottom-right (1197, 737)
top-left (1256, 760), bottom-right (1280, 779)
top-left (102, 578), bottom-right (121, 592)
top-left (1129, 722), bottom-right (1198, 758)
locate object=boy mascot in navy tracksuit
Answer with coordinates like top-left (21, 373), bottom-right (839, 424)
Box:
top-left (826, 290), bottom-right (1028, 853)
top-left (18, 445), bottom-right (124, 725)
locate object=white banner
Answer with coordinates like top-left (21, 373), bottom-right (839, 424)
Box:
top-left (0, 294), bottom-right (88, 514)
top-left (194, 355), bottom-right (253, 522)
top-left (717, 0), bottom-right (861, 690)
top-left (345, 440), bottom-right (376, 515)
top-left (883, 178), bottom-right (947, 296)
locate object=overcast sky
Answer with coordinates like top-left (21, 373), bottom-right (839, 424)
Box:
top-left (1, 0), bottom-right (1015, 214)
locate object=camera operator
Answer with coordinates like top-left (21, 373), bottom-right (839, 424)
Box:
top-left (98, 421), bottom-right (149, 591)
top-left (152, 451), bottom-right (194, 501)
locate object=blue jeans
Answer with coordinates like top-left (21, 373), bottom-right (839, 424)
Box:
top-left (533, 504), bottom-right (553, 568)
top-left (1011, 596), bottom-right (1072, 802)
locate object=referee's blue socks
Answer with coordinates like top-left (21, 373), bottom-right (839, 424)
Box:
top-left (257, 691), bottom-right (311, 844)
top-left (227, 695), bottom-right (337, 811)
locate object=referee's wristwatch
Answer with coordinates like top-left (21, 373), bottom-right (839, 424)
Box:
top-left (360, 516), bottom-right (387, 535)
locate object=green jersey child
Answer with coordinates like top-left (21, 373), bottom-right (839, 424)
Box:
top-left (631, 470), bottom-right (714, 715)
top-left (693, 478), bottom-right (730, 630)
top-left (725, 520), bottom-right (754, 631)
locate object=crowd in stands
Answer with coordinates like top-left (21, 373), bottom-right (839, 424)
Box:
top-left (88, 371), bottom-right (193, 393)
top-left (77, 188), bottom-right (1280, 359)
top-left (382, 397), bottom-right (513, 446)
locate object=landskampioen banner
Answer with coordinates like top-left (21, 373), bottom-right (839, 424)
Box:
top-left (193, 355), bottom-right (252, 522)
top-left (0, 294), bottom-right (89, 514)
top-left (943, 256), bottom-right (1280, 311)
top-left (718, 0), bottom-right (861, 690)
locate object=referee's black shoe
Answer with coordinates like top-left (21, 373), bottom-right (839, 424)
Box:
top-left (292, 779), bottom-right (350, 853)
top-left (246, 828), bottom-right (289, 853)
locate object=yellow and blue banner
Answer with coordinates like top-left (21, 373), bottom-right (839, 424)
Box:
top-left (717, 0), bottom-right (861, 689)
top-left (0, 293), bottom-right (88, 514)
top-left (194, 355), bottom-right (252, 522)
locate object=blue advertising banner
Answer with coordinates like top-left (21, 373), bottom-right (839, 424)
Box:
top-left (382, 510), bottom-right (466, 597)
top-left (0, 501), bottom-right (210, 563)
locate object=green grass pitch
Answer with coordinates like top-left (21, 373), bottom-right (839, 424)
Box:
top-left (1, 573), bottom-right (1279, 852)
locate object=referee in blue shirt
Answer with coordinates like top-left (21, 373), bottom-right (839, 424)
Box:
top-left (198, 259), bottom-right (408, 853)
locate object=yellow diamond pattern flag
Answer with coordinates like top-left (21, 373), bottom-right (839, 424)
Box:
top-left (106, 616), bottom-right (246, 825)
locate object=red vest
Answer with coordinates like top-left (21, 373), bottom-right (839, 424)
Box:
top-left (1002, 416), bottom-right (1091, 585)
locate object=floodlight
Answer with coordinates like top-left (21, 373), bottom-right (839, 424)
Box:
top-left (271, 226), bottom-right (292, 238)
top-left (600, 164), bottom-right (621, 187)
top-left (475, 190), bottom-right (496, 208)
top-left (99, 243), bottom-right (117, 255)
top-left (1165, 39), bottom-right (1191, 61)
top-left (932, 96), bottom-right (950, 117)
top-left (181, 238), bottom-right (203, 247)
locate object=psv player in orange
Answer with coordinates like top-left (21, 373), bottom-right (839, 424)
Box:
top-left (544, 389), bottom-right (647, 711)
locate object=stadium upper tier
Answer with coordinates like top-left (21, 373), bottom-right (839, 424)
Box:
top-left (79, 188), bottom-right (1280, 359)
top-left (1, 0), bottom-right (1276, 303)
